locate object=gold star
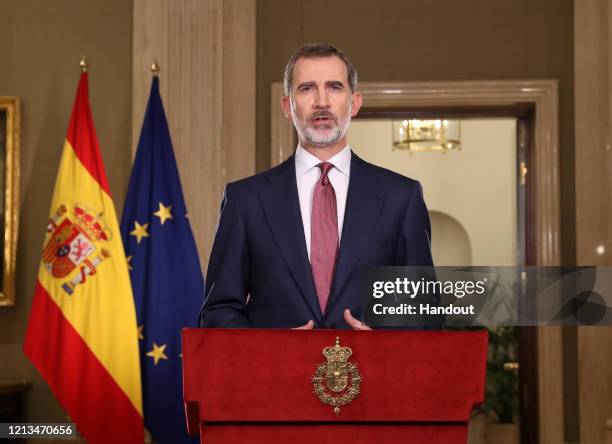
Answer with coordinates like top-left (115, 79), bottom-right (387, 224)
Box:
top-left (127, 255), bottom-right (133, 271)
top-left (154, 202), bottom-right (173, 225)
top-left (138, 325), bottom-right (144, 340)
top-left (146, 342), bottom-right (168, 365)
top-left (130, 221), bottom-right (149, 244)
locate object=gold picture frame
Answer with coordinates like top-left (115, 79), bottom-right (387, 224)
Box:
top-left (0, 97), bottom-right (20, 306)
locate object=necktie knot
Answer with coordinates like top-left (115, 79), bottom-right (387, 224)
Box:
top-left (317, 162), bottom-right (334, 186)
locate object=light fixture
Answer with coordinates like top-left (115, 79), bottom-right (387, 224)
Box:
top-left (392, 119), bottom-right (461, 153)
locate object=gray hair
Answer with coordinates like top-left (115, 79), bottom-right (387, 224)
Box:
top-left (283, 43), bottom-right (358, 96)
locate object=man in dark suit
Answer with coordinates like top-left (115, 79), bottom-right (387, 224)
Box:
top-left (199, 43), bottom-right (433, 329)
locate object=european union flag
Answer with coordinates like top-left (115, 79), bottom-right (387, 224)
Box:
top-left (120, 76), bottom-right (203, 444)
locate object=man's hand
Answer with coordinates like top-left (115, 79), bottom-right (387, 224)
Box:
top-left (344, 309), bottom-right (372, 330)
top-left (293, 320), bottom-right (314, 330)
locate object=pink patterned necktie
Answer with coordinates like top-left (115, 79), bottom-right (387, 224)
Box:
top-left (311, 162), bottom-right (339, 315)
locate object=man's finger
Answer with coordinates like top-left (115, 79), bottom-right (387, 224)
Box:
top-left (293, 320), bottom-right (314, 330)
top-left (344, 309), bottom-right (372, 330)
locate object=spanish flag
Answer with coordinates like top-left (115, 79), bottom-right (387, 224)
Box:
top-left (24, 72), bottom-right (144, 443)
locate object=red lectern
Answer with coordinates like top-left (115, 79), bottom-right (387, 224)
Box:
top-left (183, 329), bottom-right (487, 444)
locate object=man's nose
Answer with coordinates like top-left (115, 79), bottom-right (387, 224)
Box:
top-left (314, 89), bottom-right (330, 108)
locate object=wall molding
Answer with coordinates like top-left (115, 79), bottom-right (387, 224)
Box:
top-left (574, 0), bottom-right (612, 442)
top-left (133, 0), bottom-right (256, 270)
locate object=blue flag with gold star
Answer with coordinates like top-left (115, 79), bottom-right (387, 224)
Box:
top-left (120, 76), bottom-right (203, 444)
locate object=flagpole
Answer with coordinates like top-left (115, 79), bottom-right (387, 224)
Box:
top-left (80, 56), bottom-right (89, 73)
top-left (151, 60), bottom-right (160, 76)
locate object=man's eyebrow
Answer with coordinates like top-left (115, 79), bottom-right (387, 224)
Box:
top-left (326, 80), bottom-right (345, 88)
top-left (297, 81), bottom-right (316, 89)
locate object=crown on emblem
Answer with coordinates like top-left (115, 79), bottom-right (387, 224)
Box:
top-left (322, 336), bottom-right (352, 363)
top-left (73, 204), bottom-right (110, 242)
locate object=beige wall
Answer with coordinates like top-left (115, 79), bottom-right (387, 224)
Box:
top-left (349, 119), bottom-right (517, 266)
top-left (0, 0), bottom-right (133, 421)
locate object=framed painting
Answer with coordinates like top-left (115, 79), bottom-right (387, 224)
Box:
top-left (0, 97), bottom-right (19, 307)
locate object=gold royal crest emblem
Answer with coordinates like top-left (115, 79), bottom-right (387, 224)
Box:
top-left (312, 337), bottom-right (362, 415)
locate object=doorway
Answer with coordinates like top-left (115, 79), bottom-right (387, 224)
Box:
top-left (270, 79), bottom-right (562, 443)
top-left (349, 115), bottom-right (524, 443)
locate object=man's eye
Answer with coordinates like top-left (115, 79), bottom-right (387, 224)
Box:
top-left (330, 85), bottom-right (343, 91)
top-left (300, 86), bottom-right (312, 92)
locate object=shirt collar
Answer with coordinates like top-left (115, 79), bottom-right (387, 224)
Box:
top-left (295, 144), bottom-right (351, 177)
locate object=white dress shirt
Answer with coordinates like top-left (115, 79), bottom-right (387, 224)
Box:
top-left (295, 145), bottom-right (351, 260)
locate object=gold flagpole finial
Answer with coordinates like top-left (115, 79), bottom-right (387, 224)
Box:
top-left (80, 56), bottom-right (89, 73)
top-left (151, 60), bottom-right (160, 76)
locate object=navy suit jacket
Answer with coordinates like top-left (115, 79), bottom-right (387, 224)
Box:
top-left (198, 152), bottom-right (434, 329)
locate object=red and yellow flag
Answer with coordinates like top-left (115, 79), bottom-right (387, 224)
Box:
top-left (24, 72), bottom-right (143, 443)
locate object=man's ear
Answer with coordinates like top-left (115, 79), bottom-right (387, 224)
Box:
top-left (281, 95), bottom-right (292, 119)
top-left (351, 92), bottom-right (363, 117)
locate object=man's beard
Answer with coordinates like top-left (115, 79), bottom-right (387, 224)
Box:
top-left (291, 99), bottom-right (352, 147)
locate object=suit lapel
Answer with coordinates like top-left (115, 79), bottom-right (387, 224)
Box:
top-left (258, 157), bottom-right (323, 324)
top-left (328, 154), bottom-right (383, 313)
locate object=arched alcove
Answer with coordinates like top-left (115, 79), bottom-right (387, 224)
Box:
top-left (430, 210), bottom-right (472, 266)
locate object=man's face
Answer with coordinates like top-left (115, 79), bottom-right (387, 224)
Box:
top-left (283, 56), bottom-right (362, 148)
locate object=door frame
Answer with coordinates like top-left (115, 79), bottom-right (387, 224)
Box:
top-left (270, 79), bottom-right (562, 443)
